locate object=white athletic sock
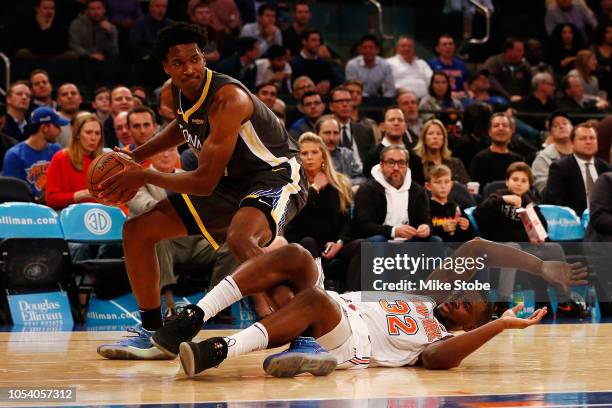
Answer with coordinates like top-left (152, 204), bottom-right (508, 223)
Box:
top-left (226, 322), bottom-right (269, 358)
top-left (196, 276), bottom-right (243, 322)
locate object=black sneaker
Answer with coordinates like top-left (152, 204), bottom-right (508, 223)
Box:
top-left (151, 304), bottom-right (204, 357)
top-left (179, 337), bottom-right (229, 377)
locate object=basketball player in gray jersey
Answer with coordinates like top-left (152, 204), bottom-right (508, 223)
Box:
top-left (97, 22), bottom-right (307, 360)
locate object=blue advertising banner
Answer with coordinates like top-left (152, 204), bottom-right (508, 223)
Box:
top-left (0, 203), bottom-right (63, 239)
top-left (7, 291), bottom-right (74, 328)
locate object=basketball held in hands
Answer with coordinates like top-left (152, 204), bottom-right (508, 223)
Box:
top-left (87, 151), bottom-right (138, 205)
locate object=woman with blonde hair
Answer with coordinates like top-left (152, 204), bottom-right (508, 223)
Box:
top-left (46, 113), bottom-right (104, 210)
top-left (570, 49), bottom-right (600, 97)
top-left (284, 132), bottom-right (363, 292)
top-left (413, 119), bottom-right (470, 184)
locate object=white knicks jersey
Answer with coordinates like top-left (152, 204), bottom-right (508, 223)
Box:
top-left (340, 292), bottom-right (452, 368)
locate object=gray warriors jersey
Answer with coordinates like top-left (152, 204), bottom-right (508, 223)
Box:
top-left (172, 69), bottom-right (298, 178)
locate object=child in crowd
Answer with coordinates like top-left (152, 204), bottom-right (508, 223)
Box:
top-left (425, 164), bottom-right (474, 242)
top-left (474, 162), bottom-right (547, 243)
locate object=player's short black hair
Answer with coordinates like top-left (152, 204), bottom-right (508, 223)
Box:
top-left (154, 22), bottom-right (208, 62)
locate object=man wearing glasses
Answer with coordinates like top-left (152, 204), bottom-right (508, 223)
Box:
top-left (329, 87), bottom-right (376, 167)
top-left (353, 144), bottom-right (432, 242)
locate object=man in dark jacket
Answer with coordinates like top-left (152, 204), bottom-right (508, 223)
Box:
top-left (353, 145), bottom-right (431, 241)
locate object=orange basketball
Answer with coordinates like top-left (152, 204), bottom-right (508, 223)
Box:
top-left (87, 151), bottom-right (137, 205)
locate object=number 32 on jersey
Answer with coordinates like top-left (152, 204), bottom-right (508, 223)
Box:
top-left (379, 300), bottom-right (418, 336)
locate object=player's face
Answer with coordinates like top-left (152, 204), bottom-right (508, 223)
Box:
top-left (164, 44), bottom-right (206, 93)
top-left (31, 73), bottom-right (52, 99)
top-left (506, 171), bottom-right (530, 196)
top-left (436, 292), bottom-right (487, 332)
top-left (301, 94), bottom-right (324, 120)
top-left (318, 119), bottom-right (340, 151)
top-left (428, 175), bottom-right (452, 199)
top-left (128, 112), bottom-right (157, 146)
top-left (78, 120), bottom-right (102, 154)
top-left (384, 109), bottom-right (406, 138)
top-left (424, 123), bottom-right (445, 151)
top-left (300, 141), bottom-right (324, 175)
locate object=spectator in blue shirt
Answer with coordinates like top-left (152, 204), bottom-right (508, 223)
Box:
top-left (428, 34), bottom-right (468, 98)
top-left (2, 107), bottom-right (66, 200)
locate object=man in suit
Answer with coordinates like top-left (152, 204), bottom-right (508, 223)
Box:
top-left (584, 171), bottom-right (612, 242)
top-left (216, 36), bottom-right (259, 91)
top-left (329, 86), bottom-right (376, 169)
top-left (127, 147), bottom-right (239, 320)
top-left (544, 123), bottom-right (610, 216)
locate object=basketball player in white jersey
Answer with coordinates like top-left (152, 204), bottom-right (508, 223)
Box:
top-left (149, 238), bottom-right (587, 377)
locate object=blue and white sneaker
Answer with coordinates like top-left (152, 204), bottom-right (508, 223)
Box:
top-left (263, 337), bottom-right (337, 378)
top-left (97, 327), bottom-right (174, 360)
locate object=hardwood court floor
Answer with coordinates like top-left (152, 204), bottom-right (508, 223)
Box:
top-left (0, 324), bottom-right (611, 407)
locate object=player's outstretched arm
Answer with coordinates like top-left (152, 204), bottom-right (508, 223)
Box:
top-left (141, 85), bottom-right (253, 195)
top-left (420, 238), bottom-right (588, 302)
top-left (420, 306), bottom-right (547, 370)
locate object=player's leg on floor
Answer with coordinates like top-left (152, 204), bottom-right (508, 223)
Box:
top-left (151, 244), bottom-right (321, 357)
top-left (178, 287), bottom-right (341, 377)
top-left (97, 199), bottom-right (187, 360)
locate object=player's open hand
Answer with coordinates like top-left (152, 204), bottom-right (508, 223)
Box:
top-left (98, 152), bottom-right (144, 203)
top-left (540, 261), bottom-right (589, 294)
top-left (501, 306), bottom-right (547, 329)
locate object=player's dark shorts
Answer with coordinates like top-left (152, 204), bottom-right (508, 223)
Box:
top-left (168, 157), bottom-right (307, 250)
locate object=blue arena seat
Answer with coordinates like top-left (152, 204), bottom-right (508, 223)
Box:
top-left (581, 209), bottom-right (590, 230)
top-left (59, 203), bottom-right (125, 243)
top-left (538, 205), bottom-right (585, 241)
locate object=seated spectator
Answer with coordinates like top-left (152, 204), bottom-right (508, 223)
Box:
top-left (364, 106), bottom-right (424, 183)
top-left (525, 38), bottom-right (554, 76)
top-left (113, 111), bottom-right (133, 148)
top-left (285, 133), bottom-right (362, 291)
top-left (282, 1), bottom-right (310, 57)
top-left (418, 71), bottom-right (463, 122)
top-left (92, 87), bottom-right (111, 122)
top-left (559, 74), bottom-right (609, 112)
top-left (453, 102), bottom-right (493, 171)
top-left (129, 0), bottom-right (172, 60)
top-left (2, 107), bottom-right (65, 200)
top-left (547, 23), bottom-right (584, 75)
top-left (596, 116), bottom-right (612, 163)
top-left (544, 123), bottom-right (610, 215)
top-left (426, 164), bottom-right (474, 242)
top-left (56, 83), bottom-right (84, 147)
top-left (316, 115), bottom-right (365, 187)
top-left (217, 36), bottom-right (259, 91)
top-left (190, 0), bottom-right (224, 62)
top-left (239, 3), bottom-right (281, 56)
top-left (13, 0), bottom-right (73, 59)
top-left (387, 36), bottom-right (432, 99)
top-left (290, 29), bottom-right (344, 95)
top-left (130, 86), bottom-right (150, 107)
top-left (593, 21), bottom-right (611, 98)
top-left (396, 89), bottom-right (422, 145)
top-left (463, 69), bottom-right (510, 110)
top-left (69, 0), bottom-right (119, 61)
top-left (0, 103), bottom-right (18, 172)
top-left (345, 35), bottom-right (395, 98)
top-left (255, 44), bottom-right (292, 94)
top-left (474, 161), bottom-right (547, 242)
top-left (532, 112), bottom-right (574, 194)
top-left (545, 0), bottom-right (596, 44)
top-left (289, 91), bottom-right (325, 138)
top-left (584, 171), bottom-right (612, 241)
top-left (483, 37), bottom-right (532, 102)
top-left (344, 80), bottom-right (380, 141)
top-left (271, 98), bottom-right (286, 125)
top-left (106, 0), bottom-right (142, 31)
top-left (188, 0), bottom-right (242, 35)
top-left (428, 34), bottom-right (468, 98)
top-left (4, 82), bottom-right (32, 141)
top-left (45, 113), bottom-right (103, 209)
top-left (470, 113), bottom-right (523, 189)
top-left (329, 86), bottom-right (376, 167)
top-left (104, 86), bottom-right (134, 148)
top-left (512, 72), bottom-right (558, 130)
top-left (292, 75), bottom-right (315, 101)
top-left (414, 119), bottom-right (470, 184)
top-left (128, 146), bottom-right (238, 315)
top-left (29, 70), bottom-right (57, 111)
top-left (255, 82), bottom-right (277, 110)
top-left (124, 106), bottom-right (159, 166)
top-left (353, 145), bottom-right (431, 242)
top-left (569, 49), bottom-right (602, 97)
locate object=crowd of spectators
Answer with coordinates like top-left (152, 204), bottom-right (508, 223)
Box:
top-left (1, 0), bottom-right (612, 310)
